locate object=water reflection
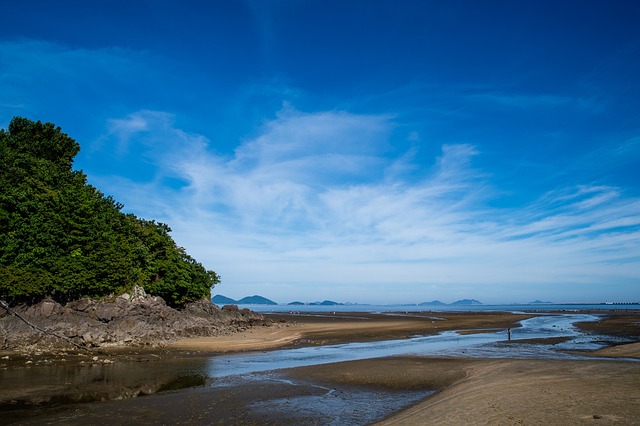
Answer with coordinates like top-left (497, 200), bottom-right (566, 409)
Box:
top-left (0, 358), bottom-right (209, 417)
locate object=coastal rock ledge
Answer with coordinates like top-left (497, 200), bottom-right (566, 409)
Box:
top-left (0, 287), bottom-right (271, 352)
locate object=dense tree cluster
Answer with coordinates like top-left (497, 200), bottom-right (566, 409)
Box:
top-left (0, 117), bottom-right (219, 307)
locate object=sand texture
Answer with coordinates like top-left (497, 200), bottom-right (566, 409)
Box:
top-left (374, 358), bottom-right (640, 425)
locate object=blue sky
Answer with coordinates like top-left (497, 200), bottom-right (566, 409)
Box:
top-left (1, 1), bottom-right (639, 304)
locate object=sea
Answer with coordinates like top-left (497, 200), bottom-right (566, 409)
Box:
top-left (240, 302), bottom-right (640, 314)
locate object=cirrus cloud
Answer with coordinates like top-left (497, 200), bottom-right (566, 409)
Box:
top-left (84, 107), bottom-right (640, 304)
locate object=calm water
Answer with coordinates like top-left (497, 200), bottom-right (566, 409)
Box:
top-left (244, 302), bottom-right (640, 314)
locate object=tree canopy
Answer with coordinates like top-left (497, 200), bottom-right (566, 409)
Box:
top-left (0, 117), bottom-right (219, 307)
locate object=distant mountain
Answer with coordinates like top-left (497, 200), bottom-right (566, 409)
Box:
top-left (418, 300), bottom-right (446, 306)
top-left (309, 300), bottom-right (343, 306)
top-left (451, 299), bottom-right (483, 305)
top-left (529, 300), bottom-right (552, 304)
top-left (287, 301), bottom-right (305, 305)
top-left (236, 295), bottom-right (278, 305)
top-left (211, 295), bottom-right (237, 305)
top-left (212, 294), bottom-right (278, 305)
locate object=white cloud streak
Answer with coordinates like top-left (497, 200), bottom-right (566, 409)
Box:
top-left (92, 108), bottom-right (640, 304)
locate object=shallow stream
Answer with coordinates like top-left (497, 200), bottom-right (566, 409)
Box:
top-left (206, 313), bottom-right (627, 379)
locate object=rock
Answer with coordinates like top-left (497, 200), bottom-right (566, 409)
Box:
top-left (40, 300), bottom-right (60, 317)
top-left (184, 299), bottom-right (220, 317)
top-left (115, 296), bottom-right (130, 309)
top-left (0, 295), bottom-right (272, 351)
top-left (130, 285), bottom-right (147, 300)
top-left (94, 304), bottom-right (120, 322)
top-left (69, 298), bottom-right (93, 312)
top-left (222, 304), bottom-right (239, 312)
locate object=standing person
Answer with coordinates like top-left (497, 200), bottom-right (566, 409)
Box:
top-left (507, 328), bottom-right (511, 341)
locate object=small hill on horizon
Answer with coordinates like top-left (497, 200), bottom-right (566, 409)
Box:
top-left (451, 299), bottom-right (483, 305)
top-left (213, 296), bottom-right (497, 306)
top-left (309, 300), bottom-right (343, 306)
top-left (211, 295), bottom-right (238, 305)
top-left (418, 300), bottom-right (447, 306)
top-left (211, 295), bottom-right (278, 305)
top-left (237, 295), bottom-right (278, 305)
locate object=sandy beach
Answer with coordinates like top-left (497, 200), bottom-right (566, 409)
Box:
top-left (169, 311), bottom-right (534, 352)
top-left (4, 310), bottom-right (640, 425)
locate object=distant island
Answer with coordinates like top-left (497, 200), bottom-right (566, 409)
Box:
top-left (418, 300), bottom-right (447, 306)
top-left (450, 299), bottom-right (483, 305)
top-left (213, 296), bottom-right (491, 306)
top-left (211, 295), bottom-right (278, 305)
top-left (418, 299), bottom-right (483, 306)
top-left (208, 297), bottom-right (640, 307)
top-left (309, 300), bottom-right (343, 306)
top-left (211, 296), bottom-right (350, 306)
top-left (211, 295), bottom-right (237, 305)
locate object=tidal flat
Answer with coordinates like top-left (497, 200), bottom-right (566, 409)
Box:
top-left (2, 311), bottom-right (639, 425)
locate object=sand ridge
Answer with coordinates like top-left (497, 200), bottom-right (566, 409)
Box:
top-left (373, 358), bottom-right (640, 425)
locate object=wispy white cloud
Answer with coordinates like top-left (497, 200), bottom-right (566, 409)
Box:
top-left (90, 107), bottom-right (640, 304)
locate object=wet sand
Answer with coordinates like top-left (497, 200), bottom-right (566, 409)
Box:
top-left (169, 311), bottom-right (533, 352)
top-left (375, 356), bottom-right (640, 425)
top-left (158, 310), bottom-right (640, 425)
top-left (284, 354), bottom-right (640, 425)
top-left (4, 311), bottom-right (640, 425)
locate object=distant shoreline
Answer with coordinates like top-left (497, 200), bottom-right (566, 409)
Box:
top-left (236, 302), bottom-right (640, 314)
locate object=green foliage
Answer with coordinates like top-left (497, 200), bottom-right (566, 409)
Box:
top-left (0, 117), bottom-right (219, 307)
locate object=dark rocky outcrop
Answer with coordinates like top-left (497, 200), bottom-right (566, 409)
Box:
top-left (0, 286), bottom-right (271, 352)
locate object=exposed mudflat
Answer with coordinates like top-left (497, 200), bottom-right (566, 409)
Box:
top-left (2, 310), bottom-right (639, 425)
